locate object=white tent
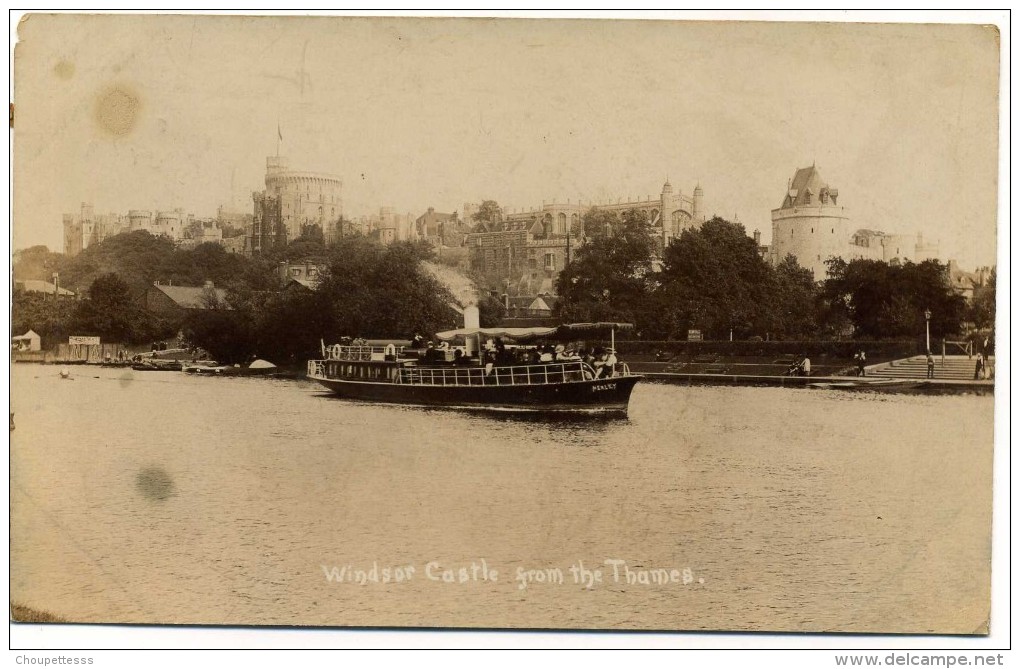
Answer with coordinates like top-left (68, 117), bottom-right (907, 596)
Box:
top-left (12, 330), bottom-right (41, 352)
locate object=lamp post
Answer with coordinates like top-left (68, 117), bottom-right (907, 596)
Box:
top-left (924, 308), bottom-right (932, 353)
top-left (52, 272), bottom-right (60, 300)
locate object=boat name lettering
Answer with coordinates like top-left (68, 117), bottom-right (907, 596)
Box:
top-left (591, 382), bottom-right (617, 392)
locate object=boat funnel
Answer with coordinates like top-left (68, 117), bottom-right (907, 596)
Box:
top-left (464, 305), bottom-right (480, 330)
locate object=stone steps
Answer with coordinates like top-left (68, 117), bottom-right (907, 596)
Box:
top-left (868, 356), bottom-right (992, 380)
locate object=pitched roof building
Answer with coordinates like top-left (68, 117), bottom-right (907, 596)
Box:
top-left (140, 281), bottom-right (230, 319)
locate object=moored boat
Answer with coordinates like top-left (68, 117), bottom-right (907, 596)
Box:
top-left (307, 323), bottom-right (642, 415)
top-left (183, 359), bottom-right (280, 377)
top-left (131, 359), bottom-right (183, 372)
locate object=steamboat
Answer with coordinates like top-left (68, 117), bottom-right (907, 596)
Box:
top-left (307, 309), bottom-right (641, 415)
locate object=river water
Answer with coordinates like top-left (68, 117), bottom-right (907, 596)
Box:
top-left (9, 365), bottom-right (993, 633)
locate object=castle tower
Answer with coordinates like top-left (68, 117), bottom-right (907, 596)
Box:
top-left (263, 155), bottom-right (343, 242)
top-left (693, 183), bottom-right (704, 222)
top-left (770, 165), bottom-right (851, 281)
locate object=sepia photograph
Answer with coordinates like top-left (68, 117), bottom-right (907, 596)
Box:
top-left (7, 10), bottom-right (1005, 649)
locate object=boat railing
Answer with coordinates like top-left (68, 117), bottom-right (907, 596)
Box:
top-left (395, 360), bottom-right (619, 387)
top-left (308, 360), bottom-right (326, 377)
top-left (324, 344), bottom-right (404, 361)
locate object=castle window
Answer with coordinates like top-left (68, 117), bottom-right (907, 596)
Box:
top-left (811, 228), bottom-right (814, 233)
top-left (831, 228), bottom-right (834, 234)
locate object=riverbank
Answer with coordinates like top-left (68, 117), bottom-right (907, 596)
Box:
top-left (643, 372), bottom-right (994, 395)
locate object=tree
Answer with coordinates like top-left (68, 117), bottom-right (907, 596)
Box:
top-left (969, 268), bottom-right (996, 330)
top-left (476, 293), bottom-right (507, 327)
top-left (765, 255), bottom-right (818, 339)
top-left (649, 217), bottom-right (776, 340)
top-left (471, 200), bottom-right (502, 231)
top-left (579, 208), bottom-right (621, 238)
top-left (314, 237), bottom-right (457, 338)
top-left (70, 272), bottom-right (173, 344)
top-left (555, 209), bottom-right (657, 324)
top-left (818, 258), bottom-right (967, 340)
top-left (180, 309), bottom-right (255, 364)
top-left (60, 230), bottom-right (177, 294)
top-left (11, 292), bottom-right (78, 349)
top-left (13, 245), bottom-right (68, 282)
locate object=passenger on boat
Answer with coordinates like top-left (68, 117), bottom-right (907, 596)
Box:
top-left (605, 348), bottom-right (618, 377)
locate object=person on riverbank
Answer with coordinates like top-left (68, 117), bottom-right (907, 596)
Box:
top-left (855, 350), bottom-right (867, 377)
top-left (801, 356), bottom-right (811, 377)
top-left (974, 354), bottom-right (985, 380)
top-left (926, 352), bottom-right (936, 379)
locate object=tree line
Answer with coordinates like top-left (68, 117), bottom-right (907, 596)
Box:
top-left (13, 230), bottom-right (498, 364)
top-left (555, 210), bottom-right (987, 343)
top-left (13, 214), bottom-right (993, 362)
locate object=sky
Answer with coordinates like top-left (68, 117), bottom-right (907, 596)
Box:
top-left (12, 14), bottom-right (1002, 268)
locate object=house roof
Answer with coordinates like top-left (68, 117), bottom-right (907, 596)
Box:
top-left (508, 296), bottom-right (534, 309)
top-left (151, 284), bottom-right (230, 309)
top-left (284, 278), bottom-right (317, 291)
top-left (15, 279), bottom-right (75, 296)
top-left (781, 165), bottom-right (838, 209)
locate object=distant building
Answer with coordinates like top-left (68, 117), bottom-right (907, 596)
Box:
top-left (178, 220), bottom-right (224, 250)
top-left (415, 207), bottom-right (466, 247)
top-left (278, 260), bottom-right (325, 289)
top-left (14, 279), bottom-right (75, 298)
top-left (947, 261), bottom-right (993, 301)
top-left (63, 202), bottom-right (197, 256)
top-left (251, 156), bottom-right (344, 253)
top-left (220, 235), bottom-right (248, 255)
top-left (769, 165), bottom-right (941, 280)
top-left (465, 228), bottom-right (578, 297)
top-left (463, 178), bottom-right (705, 296)
top-left (354, 207), bottom-right (415, 245)
top-left (140, 281), bottom-right (230, 320)
top-left (62, 203), bottom-right (129, 256)
top-left (506, 294), bottom-right (558, 319)
top-left (491, 178), bottom-right (704, 245)
top-left (216, 205), bottom-right (253, 237)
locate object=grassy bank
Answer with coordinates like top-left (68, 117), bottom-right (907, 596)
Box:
top-left (10, 603), bottom-right (67, 623)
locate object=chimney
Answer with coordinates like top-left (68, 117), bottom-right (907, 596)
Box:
top-left (464, 305), bottom-right (480, 330)
top-left (753, 229), bottom-right (761, 245)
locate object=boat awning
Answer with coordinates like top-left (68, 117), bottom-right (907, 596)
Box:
top-left (435, 326), bottom-right (558, 342)
top-left (435, 322), bottom-right (635, 343)
top-left (556, 322), bottom-right (635, 335)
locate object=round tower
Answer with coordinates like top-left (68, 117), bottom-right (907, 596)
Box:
top-left (769, 165), bottom-right (851, 281)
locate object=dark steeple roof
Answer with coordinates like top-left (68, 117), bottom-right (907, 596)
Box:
top-left (780, 165), bottom-right (838, 208)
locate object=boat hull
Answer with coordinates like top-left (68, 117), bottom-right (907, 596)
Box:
top-left (310, 374), bottom-right (642, 414)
